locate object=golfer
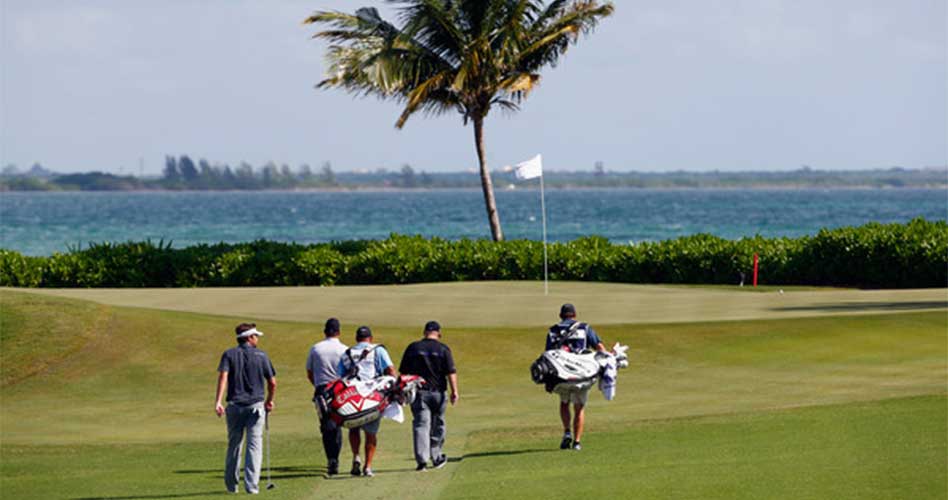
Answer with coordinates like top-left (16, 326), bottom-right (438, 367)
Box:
top-left (306, 318), bottom-right (348, 476)
top-left (399, 321), bottom-right (458, 471)
top-left (546, 304), bottom-right (604, 451)
top-left (336, 326), bottom-right (395, 477)
top-left (214, 322), bottom-right (277, 494)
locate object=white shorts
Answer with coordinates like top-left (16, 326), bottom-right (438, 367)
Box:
top-left (555, 386), bottom-right (590, 406)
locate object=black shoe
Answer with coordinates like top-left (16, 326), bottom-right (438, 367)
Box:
top-left (572, 442), bottom-right (582, 451)
top-left (327, 459), bottom-right (339, 476)
top-left (432, 454), bottom-right (447, 469)
top-left (350, 459), bottom-right (362, 476)
top-left (560, 434), bottom-right (572, 450)
top-left (416, 463), bottom-right (428, 472)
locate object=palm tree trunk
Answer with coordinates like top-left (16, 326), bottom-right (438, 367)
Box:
top-left (473, 115), bottom-right (504, 241)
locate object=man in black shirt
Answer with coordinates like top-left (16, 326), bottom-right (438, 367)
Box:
top-left (399, 321), bottom-right (459, 471)
top-left (214, 322), bottom-right (277, 494)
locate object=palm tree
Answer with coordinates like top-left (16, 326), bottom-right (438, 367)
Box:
top-left (305, 1), bottom-right (614, 241)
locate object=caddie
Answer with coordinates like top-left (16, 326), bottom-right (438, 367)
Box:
top-left (546, 304), bottom-right (604, 451)
top-left (336, 325), bottom-right (395, 477)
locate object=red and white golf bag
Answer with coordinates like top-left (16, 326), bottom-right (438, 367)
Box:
top-left (321, 374), bottom-right (425, 429)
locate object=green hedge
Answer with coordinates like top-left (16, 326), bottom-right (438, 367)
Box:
top-left (1, 219), bottom-right (945, 288)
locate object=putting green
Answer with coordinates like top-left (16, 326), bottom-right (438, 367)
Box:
top-left (13, 281), bottom-right (948, 327)
top-left (1, 286), bottom-right (945, 499)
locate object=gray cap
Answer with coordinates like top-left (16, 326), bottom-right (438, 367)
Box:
top-left (356, 325), bottom-right (372, 340)
top-left (559, 303), bottom-right (576, 317)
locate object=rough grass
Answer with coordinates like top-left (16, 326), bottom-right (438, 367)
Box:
top-left (0, 287), bottom-right (945, 499)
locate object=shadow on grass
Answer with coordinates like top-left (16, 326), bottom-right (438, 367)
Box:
top-left (76, 451), bottom-right (556, 499)
top-left (773, 301), bottom-right (948, 313)
top-left (174, 465), bottom-right (325, 480)
top-left (73, 492), bottom-right (221, 500)
top-left (78, 466), bottom-right (327, 499)
top-left (452, 448), bottom-right (558, 462)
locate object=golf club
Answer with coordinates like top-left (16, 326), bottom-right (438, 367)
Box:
top-left (266, 411), bottom-right (275, 490)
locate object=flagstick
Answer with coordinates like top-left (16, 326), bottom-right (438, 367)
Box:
top-left (540, 171), bottom-right (549, 296)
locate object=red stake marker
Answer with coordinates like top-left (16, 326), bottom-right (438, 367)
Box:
top-left (753, 253), bottom-right (759, 287)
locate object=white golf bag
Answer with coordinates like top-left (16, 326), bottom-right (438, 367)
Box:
top-left (531, 344), bottom-right (629, 400)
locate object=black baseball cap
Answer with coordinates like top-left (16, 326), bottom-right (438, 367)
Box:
top-left (324, 318), bottom-right (340, 334)
top-left (560, 303), bottom-right (576, 317)
top-left (356, 325), bottom-right (372, 340)
top-left (424, 320), bottom-right (441, 333)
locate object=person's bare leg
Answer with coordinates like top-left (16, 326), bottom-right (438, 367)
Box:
top-left (348, 428), bottom-right (361, 458)
top-left (348, 429), bottom-right (363, 475)
top-left (573, 404), bottom-right (585, 443)
top-left (559, 402), bottom-right (571, 433)
top-left (364, 433), bottom-right (378, 470)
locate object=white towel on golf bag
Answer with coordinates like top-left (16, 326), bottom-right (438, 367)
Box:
top-left (382, 402), bottom-right (404, 423)
top-left (598, 354), bottom-right (618, 400)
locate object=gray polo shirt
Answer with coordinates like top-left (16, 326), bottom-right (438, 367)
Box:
top-left (218, 343), bottom-right (276, 406)
top-left (306, 337), bottom-right (348, 387)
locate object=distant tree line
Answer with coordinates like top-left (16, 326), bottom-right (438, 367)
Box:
top-left (159, 155), bottom-right (341, 190)
top-left (1, 159), bottom-right (946, 191)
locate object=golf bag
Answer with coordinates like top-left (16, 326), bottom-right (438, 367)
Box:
top-left (530, 344), bottom-right (630, 398)
top-left (321, 374), bottom-right (425, 429)
top-left (531, 349), bottom-right (601, 393)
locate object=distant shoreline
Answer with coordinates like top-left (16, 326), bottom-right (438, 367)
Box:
top-left (3, 163), bottom-right (946, 192)
top-left (2, 184), bottom-right (947, 193)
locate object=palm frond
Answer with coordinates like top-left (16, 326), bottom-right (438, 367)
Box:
top-left (305, 1), bottom-right (614, 126)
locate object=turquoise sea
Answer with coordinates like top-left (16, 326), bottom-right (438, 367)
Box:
top-left (1, 188), bottom-right (945, 256)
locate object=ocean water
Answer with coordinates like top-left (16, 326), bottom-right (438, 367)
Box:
top-left (1, 188), bottom-right (945, 256)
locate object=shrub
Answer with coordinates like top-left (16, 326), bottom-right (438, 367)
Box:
top-left (0, 219), bottom-right (943, 289)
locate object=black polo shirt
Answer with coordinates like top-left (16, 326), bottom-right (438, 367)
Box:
top-left (399, 338), bottom-right (456, 393)
top-left (218, 343), bottom-right (276, 405)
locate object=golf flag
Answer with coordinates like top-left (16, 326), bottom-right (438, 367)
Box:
top-left (514, 154), bottom-right (543, 180)
top-left (512, 153), bottom-right (549, 295)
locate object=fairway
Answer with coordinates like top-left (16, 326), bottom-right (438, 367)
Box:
top-left (1, 284), bottom-right (946, 499)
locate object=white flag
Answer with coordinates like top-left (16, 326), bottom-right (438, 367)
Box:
top-left (514, 154), bottom-right (543, 180)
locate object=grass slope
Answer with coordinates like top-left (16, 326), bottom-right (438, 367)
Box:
top-left (1, 288), bottom-right (945, 499)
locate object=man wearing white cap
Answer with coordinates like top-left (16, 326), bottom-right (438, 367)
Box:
top-left (214, 322), bottom-right (277, 494)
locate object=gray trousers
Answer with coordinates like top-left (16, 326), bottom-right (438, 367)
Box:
top-left (411, 390), bottom-right (447, 465)
top-left (225, 403), bottom-right (265, 493)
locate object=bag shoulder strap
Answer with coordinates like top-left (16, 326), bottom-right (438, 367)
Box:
top-left (344, 344), bottom-right (384, 378)
top-left (359, 344), bottom-right (383, 361)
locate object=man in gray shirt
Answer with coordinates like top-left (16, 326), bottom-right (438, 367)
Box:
top-left (215, 322), bottom-right (277, 494)
top-left (306, 318), bottom-right (348, 476)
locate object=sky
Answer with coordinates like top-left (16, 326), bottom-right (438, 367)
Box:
top-left (1, 0), bottom-right (945, 174)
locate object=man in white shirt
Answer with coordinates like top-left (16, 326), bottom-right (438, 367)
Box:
top-left (306, 318), bottom-right (348, 476)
